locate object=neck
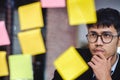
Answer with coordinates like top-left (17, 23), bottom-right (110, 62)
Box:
top-left (111, 53), bottom-right (118, 66)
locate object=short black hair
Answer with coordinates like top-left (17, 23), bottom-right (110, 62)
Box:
top-left (87, 8), bottom-right (120, 35)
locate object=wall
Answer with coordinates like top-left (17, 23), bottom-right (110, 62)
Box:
top-left (45, 8), bottom-right (77, 80)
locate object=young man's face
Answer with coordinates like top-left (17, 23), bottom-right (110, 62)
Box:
top-left (87, 25), bottom-right (120, 59)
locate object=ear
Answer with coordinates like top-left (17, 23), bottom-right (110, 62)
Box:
top-left (118, 36), bottom-right (120, 47)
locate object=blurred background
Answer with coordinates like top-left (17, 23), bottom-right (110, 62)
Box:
top-left (0, 0), bottom-right (120, 80)
top-left (0, 0), bottom-right (46, 80)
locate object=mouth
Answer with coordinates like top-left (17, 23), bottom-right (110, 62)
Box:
top-left (93, 49), bottom-right (104, 54)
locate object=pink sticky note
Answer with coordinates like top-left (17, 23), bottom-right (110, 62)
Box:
top-left (0, 21), bottom-right (10, 46)
top-left (41, 0), bottom-right (65, 8)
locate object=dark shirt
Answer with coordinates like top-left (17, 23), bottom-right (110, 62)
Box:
top-left (52, 48), bottom-right (120, 80)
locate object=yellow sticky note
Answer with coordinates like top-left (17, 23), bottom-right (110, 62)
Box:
top-left (67, 0), bottom-right (97, 25)
top-left (18, 29), bottom-right (46, 55)
top-left (0, 51), bottom-right (9, 76)
top-left (9, 54), bottom-right (33, 80)
top-left (18, 2), bottom-right (44, 30)
top-left (54, 46), bottom-right (89, 80)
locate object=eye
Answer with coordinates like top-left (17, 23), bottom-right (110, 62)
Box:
top-left (89, 33), bottom-right (97, 37)
top-left (102, 33), bottom-right (112, 38)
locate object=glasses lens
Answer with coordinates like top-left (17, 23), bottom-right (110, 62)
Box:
top-left (102, 33), bottom-right (113, 43)
top-left (86, 33), bottom-right (97, 43)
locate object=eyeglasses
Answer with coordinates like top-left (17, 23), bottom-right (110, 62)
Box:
top-left (86, 32), bottom-right (118, 44)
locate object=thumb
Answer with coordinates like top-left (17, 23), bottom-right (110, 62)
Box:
top-left (107, 56), bottom-right (112, 63)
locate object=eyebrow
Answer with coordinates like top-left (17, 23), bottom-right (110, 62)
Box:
top-left (102, 31), bottom-right (113, 34)
top-left (89, 31), bottom-right (113, 34)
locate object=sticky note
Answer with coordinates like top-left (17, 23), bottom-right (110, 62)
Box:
top-left (9, 54), bottom-right (33, 80)
top-left (18, 29), bottom-right (46, 55)
top-left (54, 46), bottom-right (89, 80)
top-left (0, 51), bottom-right (9, 76)
top-left (18, 2), bottom-right (44, 30)
top-left (0, 21), bottom-right (10, 46)
top-left (41, 0), bottom-right (65, 8)
top-left (67, 0), bottom-right (97, 25)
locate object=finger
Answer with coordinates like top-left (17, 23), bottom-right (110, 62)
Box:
top-left (92, 55), bottom-right (101, 62)
top-left (96, 53), bottom-right (106, 60)
top-left (107, 56), bottom-right (112, 63)
top-left (91, 56), bottom-right (99, 64)
top-left (88, 62), bottom-right (95, 68)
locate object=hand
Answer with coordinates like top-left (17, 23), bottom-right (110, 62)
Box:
top-left (88, 53), bottom-right (112, 80)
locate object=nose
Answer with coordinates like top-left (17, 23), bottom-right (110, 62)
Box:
top-left (95, 36), bottom-right (103, 45)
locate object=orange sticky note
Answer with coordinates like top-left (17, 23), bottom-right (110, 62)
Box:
top-left (0, 51), bottom-right (9, 76)
top-left (0, 21), bottom-right (10, 46)
top-left (18, 2), bottom-right (44, 30)
top-left (18, 29), bottom-right (46, 55)
top-left (67, 0), bottom-right (97, 25)
top-left (54, 46), bottom-right (89, 80)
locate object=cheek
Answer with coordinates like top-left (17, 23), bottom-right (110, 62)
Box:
top-left (88, 43), bottom-right (94, 52)
top-left (110, 39), bottom-right (119, 49)
top-left (88, 43), bottom-right (94, 49)
top-left (106, 41), bottom-right (118, 55)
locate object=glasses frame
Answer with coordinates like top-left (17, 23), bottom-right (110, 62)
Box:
top-left (86, 33), bottom-right (118, 44)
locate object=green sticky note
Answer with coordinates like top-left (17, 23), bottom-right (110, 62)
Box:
top-left (67, 0), bottom-right (97, 25)
top-left (9, 54), bottom-right (33, 80)
top-left (54, 46), bottom-right (89, 80)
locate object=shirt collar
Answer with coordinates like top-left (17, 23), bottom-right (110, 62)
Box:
top-left (111, 54), bottom-right (119, 74)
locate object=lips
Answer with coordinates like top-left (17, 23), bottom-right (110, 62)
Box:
top-left (93, 49), bottom-right (104, 54)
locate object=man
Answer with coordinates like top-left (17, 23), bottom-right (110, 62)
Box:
top-left (52, 8), bottom-right (120, 80)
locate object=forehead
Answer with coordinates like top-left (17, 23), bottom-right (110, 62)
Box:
top-left (87, 25), bottom-right (117, 34)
